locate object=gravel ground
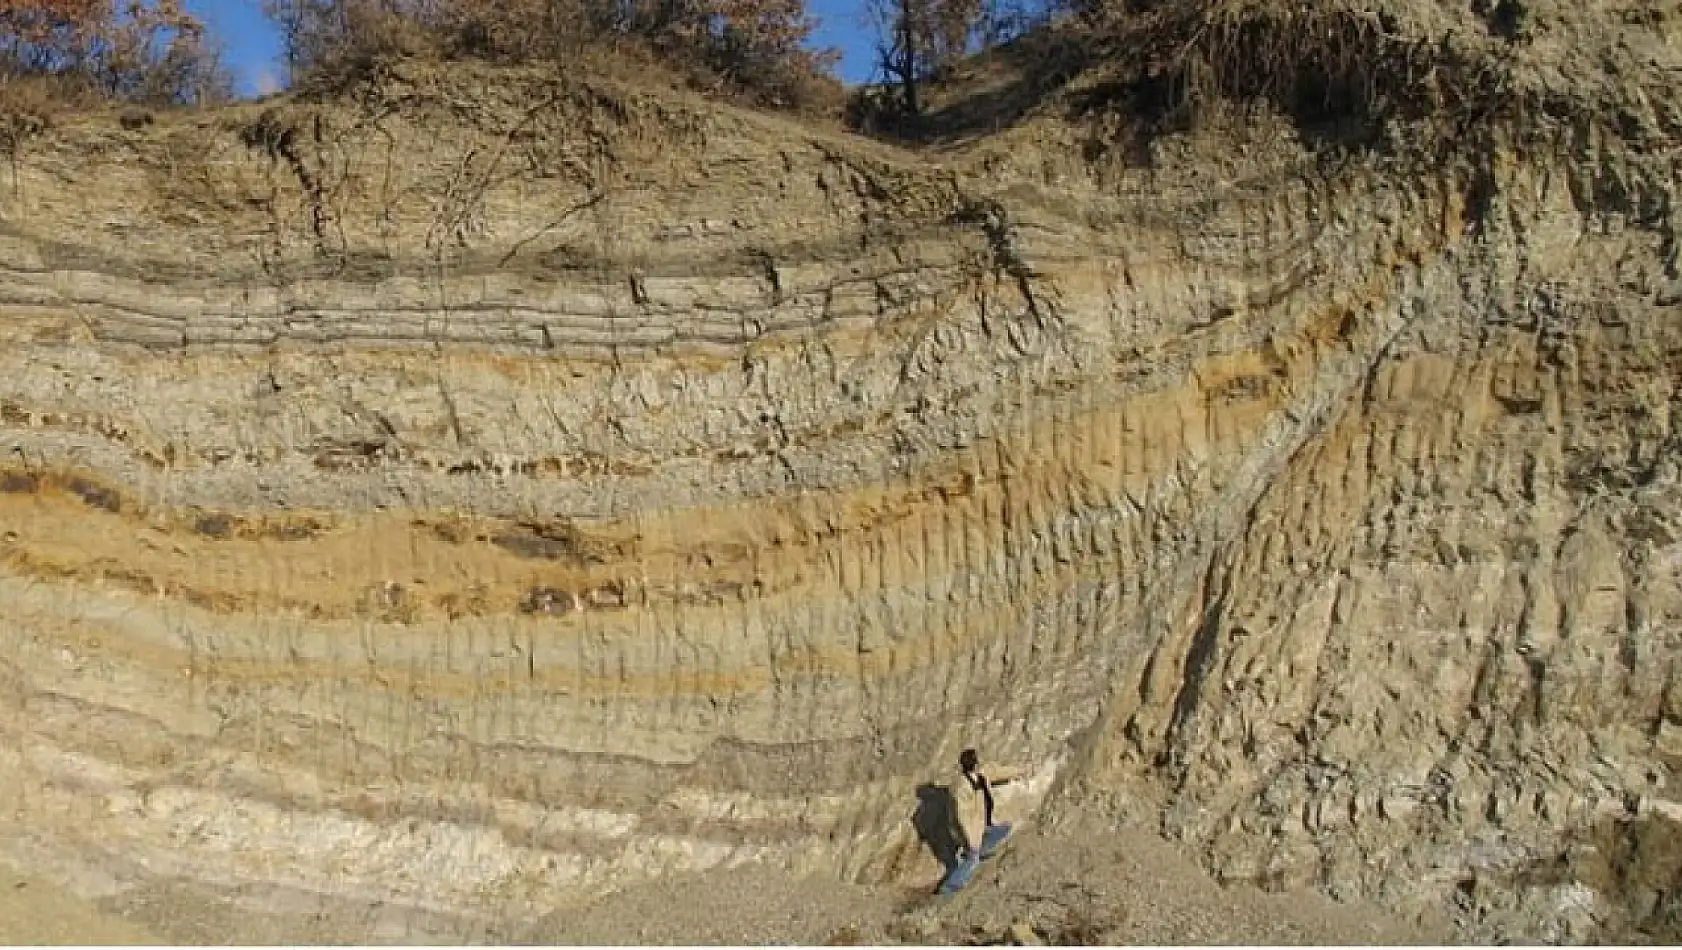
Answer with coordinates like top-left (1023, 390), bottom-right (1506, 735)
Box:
top-left (518, 864), bottom-right (906, 945)
top-left (521, 820), bottom-right (1447, 945)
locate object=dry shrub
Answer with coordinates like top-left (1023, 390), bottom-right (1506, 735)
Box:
top-left (265, 0), bottom-right (445, 93)
top-left (269, 0), bottom-right (841, 112)
top-left (1, 1), bottom-right (231, 105)
top-left (0, 74), bottom-right (71, 154)
top-left (1071, 0), bottom-right (1517, 152)
top-left (1167, 3), bottom-right (1501, 125)
top-left (845, 82), bottom-right (918, 136)
top-left (0, 0), bottom-right (230, 155)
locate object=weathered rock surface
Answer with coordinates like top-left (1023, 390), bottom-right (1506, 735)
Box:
top-left (0, 11), bottom-right (1678, 939)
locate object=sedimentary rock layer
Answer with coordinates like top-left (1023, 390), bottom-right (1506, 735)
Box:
top-left (0, 56), bottom-right (1677, 941)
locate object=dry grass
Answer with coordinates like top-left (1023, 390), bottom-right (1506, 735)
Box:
top-left (1095, 0), bottom-right (1518, 148)
top-left (278, 0), bottom-right (845, 119)
top-left (0, 77), bottom-right (59, 156)
top-left (0, 72), bottom-right (127, 155)
top-left (289, 31), bottom-right (844, 120)
top-left (842, 0), bottom-right (1519, 153)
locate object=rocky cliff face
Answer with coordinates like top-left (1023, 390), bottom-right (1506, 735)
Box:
top-left (0, 11), bottom-right (1678, 939)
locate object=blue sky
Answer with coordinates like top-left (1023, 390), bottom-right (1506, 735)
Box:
top-left (184, 0), bottom-right (883, 98)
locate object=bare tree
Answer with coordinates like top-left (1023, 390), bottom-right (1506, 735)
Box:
top-left (867, 0), bottom-right (984, 115)
top-left (1, 0), bottom-right (229, 104)
top-left (260, 0), bottom-right (320, 82)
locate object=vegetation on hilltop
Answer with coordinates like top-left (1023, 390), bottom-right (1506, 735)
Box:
top-left (1, 0), bottom-right (229, 150)
top-left (1, 0), bottom-right (1675, 179)
top-left (0, 0), bottom-right (229, 102)
top-left (259, 0), bottom-right (841, 111)
top-left (0, 0), bottom-right (1067, 123)
top-left (259, 0), bottom-right (1066, 115)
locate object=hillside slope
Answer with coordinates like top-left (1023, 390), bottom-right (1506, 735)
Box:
top-left (0, 0), bottom-right (1678, 940)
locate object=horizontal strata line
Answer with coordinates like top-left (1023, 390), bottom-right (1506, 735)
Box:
top-left (0, 364), bottom-right (1283, 622)
top-left (7, 582), bottom-right (1126, 794)
top-left (0, 215), bottom-right (1013, 286)
top-left (15, 762), bottom-right (766, 919)
top-left (0, 485), bottom-right (1166, 643)
top-left (0, 255), bottom-right (979, 314)
top-left (0, 255), bottom-right (1361, 485)
top-left (74, 308), bottom-right (891, 350)
top-left (0, 398), bottom-right (905, 476)
top-left (0, 187), bottom-right (1347, 303)
top-left (0, 489), bottom-right (1171, 702)
top-left (0, 300), bottom-right (1395, 629)
top-left (0, 224), bottom-right (1445, 615)
top-left (27, 708), bottom-right (926, 844)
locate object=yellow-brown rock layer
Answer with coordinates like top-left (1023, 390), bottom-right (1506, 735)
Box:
top-left (0, 60), bottom-right (1677, 942)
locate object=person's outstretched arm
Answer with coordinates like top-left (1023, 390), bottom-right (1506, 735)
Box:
top-left (986, 764), bottom-right (1028, 785)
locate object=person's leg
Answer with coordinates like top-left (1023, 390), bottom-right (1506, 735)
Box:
top-left (938, 850), bottom-right (982, 895)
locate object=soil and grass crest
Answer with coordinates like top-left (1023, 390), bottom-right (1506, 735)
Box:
top-left (5, 0), bottom-right (1678, 172)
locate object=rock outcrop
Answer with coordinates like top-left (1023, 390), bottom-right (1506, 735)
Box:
top-left (0, 4), bottom-right (1678, 938)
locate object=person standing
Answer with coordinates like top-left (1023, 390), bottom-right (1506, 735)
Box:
top-left (940, 747), bottom-right (1025, 894)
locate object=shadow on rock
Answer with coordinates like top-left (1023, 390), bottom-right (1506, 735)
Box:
top-left (913, 783), bottom-right (962, 873)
